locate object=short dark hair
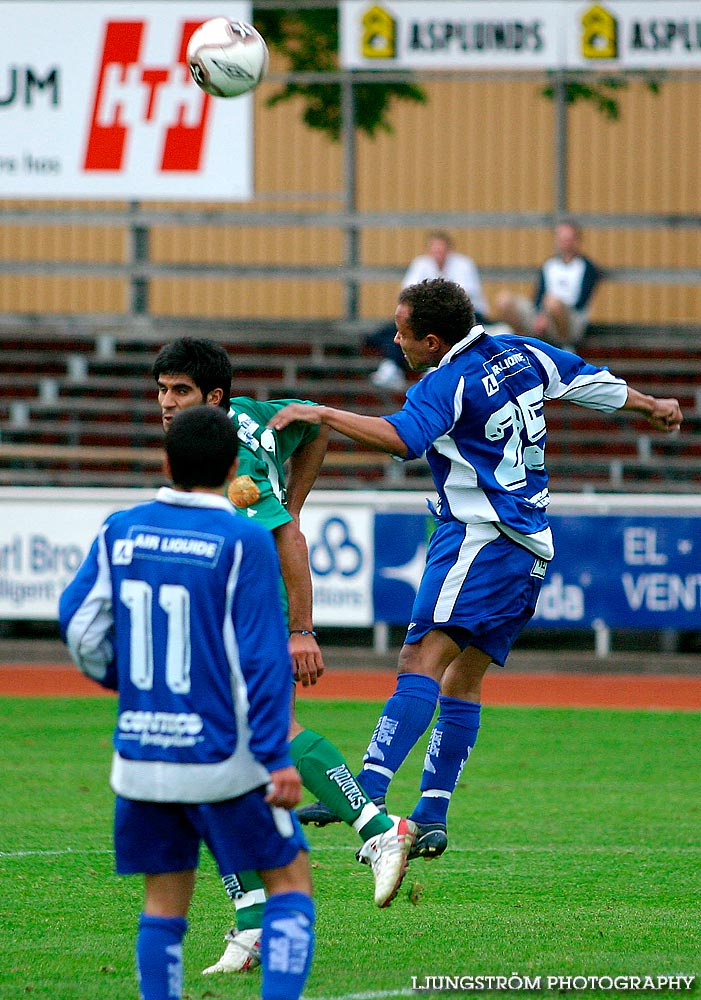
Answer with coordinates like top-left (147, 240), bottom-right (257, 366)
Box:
top-left (152, 338), bottom-right (232, 409)
top-left (398, 278), bottom-right (475, 345)
top-left (165, 406), bottom-right (238, 490)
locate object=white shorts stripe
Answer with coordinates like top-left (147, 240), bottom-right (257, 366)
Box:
top-left (434, 522), bottom-right (499, 623)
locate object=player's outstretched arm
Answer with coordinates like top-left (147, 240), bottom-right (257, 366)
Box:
top-left (622, 388), bottom-right (683, 433)
top-left (268, 403), bottom-right (408, 457)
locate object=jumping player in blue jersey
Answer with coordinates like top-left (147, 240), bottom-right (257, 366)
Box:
top-left (152, 339), bottom-right (414, 975)
top-left (267, 277), bottom-right (683, 860)
top-left (58, 406), bottom-right (315, 1000)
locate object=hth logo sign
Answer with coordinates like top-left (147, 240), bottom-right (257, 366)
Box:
top-left (83, 20), bottom-right (211, 172)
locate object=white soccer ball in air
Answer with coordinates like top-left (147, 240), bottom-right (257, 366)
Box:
top-left (187, 18), bottom-right (269, 98)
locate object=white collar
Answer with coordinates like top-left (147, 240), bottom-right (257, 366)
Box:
top-left (155, 486), bottom-right (233, 511)
top-left (437, 324), bottom-right (486, 368)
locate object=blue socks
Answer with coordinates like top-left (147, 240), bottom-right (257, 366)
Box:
top-left (134, 894), bottom-right (315, 1000)
top-left (358, 673), bottom-right (440, 801)
top-left (410, 696), bottom-right (481, 826)
top-left (136, 914), bottom-right (187, 1000)
top-left (261, 891), bottom-right (315, 1000)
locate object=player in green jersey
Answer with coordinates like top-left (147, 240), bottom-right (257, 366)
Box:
top-left (152, 338), bottom-right (415, 975)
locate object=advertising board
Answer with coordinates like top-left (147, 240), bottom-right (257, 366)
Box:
top-left (2, 491), bottom-right (699, 643)
top-left (340, 2), bottom-right (701, 71)
top-left (0, 2), bottom-right (254, 199)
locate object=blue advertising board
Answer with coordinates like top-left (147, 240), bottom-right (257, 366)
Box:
top-left (372, 511), bottom-right (701, 631)
top-left (533, 514), bottom-right (701, 630)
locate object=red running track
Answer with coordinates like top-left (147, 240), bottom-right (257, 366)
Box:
top-left (1, 664), bottom-right (700, 711)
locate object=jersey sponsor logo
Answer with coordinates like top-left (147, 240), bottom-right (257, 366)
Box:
top-left (325, 764), bottom-right (366, 811)
top-left (236, 412), bottom-right (277, 456)
top-left (481, 349), bottom-right (531, 396)
top-left (482, 372), bottom-right (500, 396)
top-left (526, 488), bottom-right (551, 508)
top-left (125, 526), bottom-right (222, 566)
top-left (118, 709), bottom-right (203, 747)
top-left (83, 19), bottom-right (211, 173)
top-left (112, 539), bottom-right (134, 565)
top-left (530, 557), bottom-right (548, 579)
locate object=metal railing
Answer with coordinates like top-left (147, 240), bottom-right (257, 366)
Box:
top-left (1, 63), bottom-right (700, 320)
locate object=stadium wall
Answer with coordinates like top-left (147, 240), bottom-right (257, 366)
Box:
top-left (2, 489), bottom-right (700, 659)
top-left (0, 74), bottom-right (699, 324)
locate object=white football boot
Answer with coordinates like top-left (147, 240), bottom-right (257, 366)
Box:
top-left (201, 927), bottom-right (262, 974)
top-left (358, 815), bottom-right (416, 908)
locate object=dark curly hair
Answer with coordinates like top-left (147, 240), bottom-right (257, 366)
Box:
top-left (398, 278), bottom-right (475, 345)
top-left (152, 338), bottom-right (232, 410)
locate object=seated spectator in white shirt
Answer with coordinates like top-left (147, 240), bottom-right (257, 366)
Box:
top-left (367, 231), bottom-right (491, 391)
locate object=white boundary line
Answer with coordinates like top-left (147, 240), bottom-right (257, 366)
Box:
top-left (304, 991), bottom-right (414, 1000)
top-left (2, 844), bottom-right (700, 861)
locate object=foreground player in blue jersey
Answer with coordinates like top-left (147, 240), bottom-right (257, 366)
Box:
top-left (152, 339), bottom-right (414, 976)
top-left (59, 406), bottom-right (315, 1000)
top-left (268, 277), bottom-right (683, 859)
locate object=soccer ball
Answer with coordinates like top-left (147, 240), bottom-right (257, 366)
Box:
top-left (187, 18), bottom-right (269, 98)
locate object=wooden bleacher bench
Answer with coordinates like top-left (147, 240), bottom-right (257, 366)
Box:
top-left (2, 317), bottom-right (701, 493)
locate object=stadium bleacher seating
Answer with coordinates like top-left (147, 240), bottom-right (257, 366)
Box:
top-left (0, 318), bottom-right (700, 493)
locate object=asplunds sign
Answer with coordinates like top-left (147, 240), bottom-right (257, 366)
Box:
top-left (567, 2), bottom-right (701, 69)
top-left (340, 2), bottom-right (701, 70)
top-left (0, 2), bottom-right (255, 199)
top-left (340, 2), bottom-right (563, 69)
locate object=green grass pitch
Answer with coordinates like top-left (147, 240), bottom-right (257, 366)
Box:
top-left (1, 696), bottom-right (699, 1000)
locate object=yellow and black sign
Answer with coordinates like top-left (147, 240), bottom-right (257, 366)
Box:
top-left (581, 3), bottom-right (618, 60)
top-left (361, 4), bottom-right (396, 59)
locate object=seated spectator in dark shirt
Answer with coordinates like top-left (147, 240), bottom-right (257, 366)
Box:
top-left (495, 221), bottom-right (600, 352)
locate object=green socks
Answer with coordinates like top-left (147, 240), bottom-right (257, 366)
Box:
top-left (222, 870), bottom-right (266, 931)
top-left (290, 728), bottom-right (393, 840)
top-left (222, 727), bottom-right (392, 935)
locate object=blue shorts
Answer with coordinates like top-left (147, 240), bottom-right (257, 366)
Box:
top-left (406, 520), bottom-right (547, 666)
top-left (114, 785), bottom-right (309, 876)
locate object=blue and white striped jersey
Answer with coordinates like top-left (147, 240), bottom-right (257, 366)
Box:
top-left (58, 487), bottom-right (293, 804)
top-left (385, 327), bottom-right (628, 559)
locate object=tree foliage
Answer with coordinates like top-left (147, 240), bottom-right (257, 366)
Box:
top-left (253, 7), bottom-right (425, 140)
top-left (254, 7), bottom-right (660, 137)
top-left (541, 75), bottom-right (662, 120)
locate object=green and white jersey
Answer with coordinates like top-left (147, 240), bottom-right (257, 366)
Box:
top-left (228, 397), bottom-right (320, 532)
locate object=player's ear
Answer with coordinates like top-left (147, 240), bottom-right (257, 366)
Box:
top-left (164, 455), bottom-right (173, 482)
top-left (206, 388), bottom-right (224, 407)
top-left (227, 458), bottom-right (239, 482)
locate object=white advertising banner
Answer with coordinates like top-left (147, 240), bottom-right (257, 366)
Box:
top-left (340, 2), bottom-right (701, 70)
top-left (300, 504), bottom-right (374, 627)
top-left (565, 2), bottom-right (701, 69)
top-left (0, 2), bottom-right (255, 199)
top-left (0, 490), bottom-right (376, 625)
top-left (0, 489), bottom-right (153, 620)
top-left (340, 2), bottom-right (564, 70)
